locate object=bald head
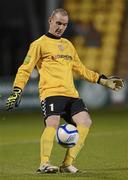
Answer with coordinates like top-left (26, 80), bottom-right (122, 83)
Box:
top-left (50, 8), bottom-right (68, 18)
top-left (48, 9), bottom-right (69, 37)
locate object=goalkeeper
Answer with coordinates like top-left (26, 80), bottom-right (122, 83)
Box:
top-left (6, 8), bottom-right (124, 173)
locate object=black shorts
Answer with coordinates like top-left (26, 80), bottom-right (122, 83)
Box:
top-left (41, 96), bottom-right (88, 124)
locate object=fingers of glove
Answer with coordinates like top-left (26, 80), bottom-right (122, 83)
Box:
top-left (114, 80), bottom-right (124, 88)
top-left (106, 78), bottom-right (124, 90)
top-left (6, 100), bottom-right (15, 106)
top-left (6, 101), bottom-right (16, 110)
top-left (8, 96), bottom-right (17, 101)
top-left (6, 98), bottom-right (17, 107)
top-left (6, 105), bottom-right (14, 111)
top-left (113, 83), bottom-right (123, 91)
top-left (108, 77), bottom-right (124, 88)
top-left (107, 80), bottom-right (119, 90)
top-left (8, 94), bottom-right (18, 101)
top-left (110, 78), bottom-right (124, 86)
top-left (6, 94), bottom-right (18, 110)
top-left (6, 97), bottom-right (16, 103)
top-left (119, 80), bottom-right (124, 87)
top-left (112, 82), bottom-right (123, 91)
top-left (114, 87), bottom-right (122, 91)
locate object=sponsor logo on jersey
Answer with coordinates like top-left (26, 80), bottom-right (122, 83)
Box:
top-left (52, 54), bottom-right (72, 61)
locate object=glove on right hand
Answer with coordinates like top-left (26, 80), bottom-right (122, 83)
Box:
top-left (6, 87), bottom-right (22, 111)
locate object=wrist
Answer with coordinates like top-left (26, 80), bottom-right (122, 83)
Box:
top-left (97, 74), bottom-right (108, 86)
top-left (13, 87), bottom-right (22, 94)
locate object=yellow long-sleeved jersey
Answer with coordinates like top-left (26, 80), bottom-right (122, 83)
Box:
top-left (13, 34), bottom-right (100, 101)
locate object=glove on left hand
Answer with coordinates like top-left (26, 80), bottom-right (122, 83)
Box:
top-left (98, 75), bottom-right (124, 91)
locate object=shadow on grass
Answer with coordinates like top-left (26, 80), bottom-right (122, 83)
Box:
top-left (56, 167), bottom-right (128, 180)
top-left (1, 168), bottom-right (128, 180)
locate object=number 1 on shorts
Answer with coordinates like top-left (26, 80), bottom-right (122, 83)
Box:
top-left (49, 103), bottom-right (54, 111)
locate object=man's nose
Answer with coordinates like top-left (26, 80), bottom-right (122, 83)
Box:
top-left (59, 25), bottom-right (64, 30)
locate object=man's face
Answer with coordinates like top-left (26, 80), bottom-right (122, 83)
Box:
top-left (49, 13), bottom-right (68, 37)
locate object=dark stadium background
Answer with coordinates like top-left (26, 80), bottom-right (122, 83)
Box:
top-left (0, 0), bottom-right (128, 180)
top-left (0, 0), bottom-right (128, 110)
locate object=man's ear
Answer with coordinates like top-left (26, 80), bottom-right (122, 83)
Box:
top-left (49, 17), bottom-right (52, 23)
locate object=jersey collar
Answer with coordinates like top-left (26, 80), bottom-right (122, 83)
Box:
top-left (45, 32), bottom-right (61, 39)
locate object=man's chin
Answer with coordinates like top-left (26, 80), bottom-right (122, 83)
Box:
top-left (55, 32), bottom-right (63, 37)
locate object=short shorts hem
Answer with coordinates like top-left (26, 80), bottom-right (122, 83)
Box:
top-left (71, 108), bottom-right (88, 117)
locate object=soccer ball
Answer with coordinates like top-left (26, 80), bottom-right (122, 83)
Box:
top-left (56, 124), bottom-right (79, 148)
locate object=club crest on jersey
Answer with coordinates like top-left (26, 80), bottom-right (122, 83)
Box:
top-left (58, 44), bottom-right (64, 51)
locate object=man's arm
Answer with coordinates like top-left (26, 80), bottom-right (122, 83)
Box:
top-left (6, 41), bottom-right (41, 110)
top-left (72, 48), bottom-right (99, 83)
top-left (72, 48), bottom-right (124, 90)
top-left (13, 41), bottom-right (41, 89)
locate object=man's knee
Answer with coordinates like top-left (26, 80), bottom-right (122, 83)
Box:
top-left (45, 115), bottom-right (60, 129)
top-left (84, 117), bottom-right (92, 127)
top-left (72, 111), bottom-right (92, 128)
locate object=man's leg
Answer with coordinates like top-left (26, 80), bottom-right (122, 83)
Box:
top-left (37, 115), bottom-right (60, 173)
top-left (60, 111), bottom-right (92, 172)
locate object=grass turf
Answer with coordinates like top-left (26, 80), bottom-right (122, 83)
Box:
top-left (0, 108), bottom-right (128, 180)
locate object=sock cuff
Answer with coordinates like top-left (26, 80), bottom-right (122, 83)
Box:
top-left (44, 126), bottom-right (56, 135)
top-left (77, 125), bottom-right (89, 133)
top-left (45, 126), bottom-right (56, 131)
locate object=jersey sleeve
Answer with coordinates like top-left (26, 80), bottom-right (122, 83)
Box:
top-left (72, 48), bottom-right (100, 83)
top-left (13, 41), bottom-right (41, 89)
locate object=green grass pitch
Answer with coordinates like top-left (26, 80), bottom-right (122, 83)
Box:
top-left (0, 108), bottom-right (128, 180)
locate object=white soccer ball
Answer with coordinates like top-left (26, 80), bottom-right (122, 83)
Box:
top-left (56, 124), bottom-right (79, 148)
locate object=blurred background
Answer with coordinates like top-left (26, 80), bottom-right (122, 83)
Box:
top-left (0, 1), bottom-right (128, 178)
top-left (0, 0), bottom-right (128, 110)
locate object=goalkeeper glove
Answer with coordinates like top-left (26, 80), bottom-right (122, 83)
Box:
top-left (6, 87), bottom-right (22, 111)
top-left (98, 75), bottom-right (124, 91)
